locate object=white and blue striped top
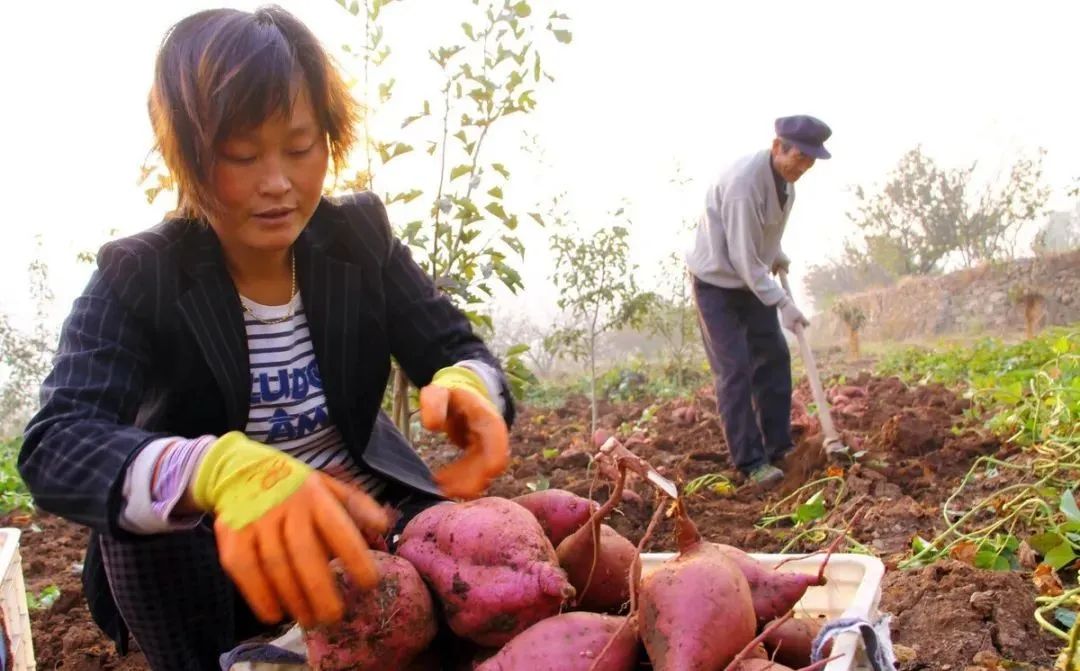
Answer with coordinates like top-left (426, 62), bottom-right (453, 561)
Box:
top-left (241, 292), bottom-right (385, 497)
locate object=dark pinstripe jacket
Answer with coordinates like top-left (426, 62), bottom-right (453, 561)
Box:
top-left (20, 189), bottom-right (514, 533)
top-left (20, 191), bottom-right (516, 652)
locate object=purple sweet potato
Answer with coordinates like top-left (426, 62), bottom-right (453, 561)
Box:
top-left (729, 660), bottom-right (796, 671)
top-left (513, 489), bottom-right (599, 546)
top-left (730, 656), bottom-right (839, 671)
top-left (637, 503), bottom-right (757, 670)
top-left (557, 523), bottom-right (636, 613)
top-left (475, 612), bottom-right (639, 671)
top-left (303, 552), bottom-right (436, 671)
top-left (715, 545), bottom-right (826, 623)
top-left (396, 498), bottom-right (575, 647)
top-left (762, 617), bottom-right (832, 669)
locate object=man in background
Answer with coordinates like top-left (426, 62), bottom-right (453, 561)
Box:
top-left (685, 115), bottom-right (832, 489)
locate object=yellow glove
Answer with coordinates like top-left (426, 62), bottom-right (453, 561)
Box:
top-left (420, 366), bottom-right (509, 499)
top-left (192, 432), bottom-right (388, 627)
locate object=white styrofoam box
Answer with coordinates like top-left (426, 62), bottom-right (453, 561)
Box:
top-left (0, 529), bottom-right (35, 671)
top-left (641, 552), bottom-right (885, 671)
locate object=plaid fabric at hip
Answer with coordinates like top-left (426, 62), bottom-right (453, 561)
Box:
top-left (98, 524), bottom-right (274, 671)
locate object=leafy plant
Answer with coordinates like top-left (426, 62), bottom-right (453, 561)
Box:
top-left (831, 300), bottom-right (867, 359)
top-left (546, 212), bottom-right (650, 435)
top-left (330, 0), bottom-right (573, 436)
top-left (0, 438), bottom-right (32, 513)
top-left (27, 585), bottom-right (59, 611)
top-left (683, 473), bottom-right (734, 498)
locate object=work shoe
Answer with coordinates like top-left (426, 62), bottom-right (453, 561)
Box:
top-left (748, 464), bottom-right (784, 489)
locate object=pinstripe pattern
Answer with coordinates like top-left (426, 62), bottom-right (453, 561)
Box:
top-left (19, 190), bottom-right (514, 662)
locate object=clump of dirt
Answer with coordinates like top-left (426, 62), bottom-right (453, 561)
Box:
top-left (881, 561), bottom-right (1059, 670)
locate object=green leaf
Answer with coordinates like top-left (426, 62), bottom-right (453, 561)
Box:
top-left (507, 343), bottom-right (530, 357)
top-left (450, 164), bottom-right (472, 181)
top-left (911, 535), bottom-right (935, 554)
top-left (1053, 336), bottom-right (1071, 355)
top-left (400, 221), bottom-right (424, 243)
top-left (974, 550), bottom-right (1010, 571)
top-left (462, 22), bottom-right (475, 40)
top-left (552, 29), bottom-right (572, 44)
top-left (514, 1), bottom-right (531, 17)
top-left (795, 490), bottom-right (826, 524)
top-left (492, 163), bottom-right (510, 179)
top-left (533, 50), bottom-right (542, 82)
top-left (348, 0), bottom-right (360, 15)
top-left (1029, 532), bottom-right (1067, 555)
top-left (378, 78), bottom-right (395, 102)
top-left (1056, 608), bottom-right (1078, 630)
top-left (487, 186), bottom-right (504, 199)
top-left (1061, 490), bottom-right (1080, 523)
top-left (528, 212), bottom-right (545, 226)
top-left (542, 448), bottom-right (559, 460)
top-left (485, 202), bottom-right (508, 221)
top-left (1045, 543), bottom-right (1078, 570)
top-left (387, 189), bottom-right (423, 205)
top-left (1061, 520), bottom-right (1080, 534)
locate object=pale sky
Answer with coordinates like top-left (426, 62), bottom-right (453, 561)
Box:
top-left (2, 0), bottom-right (1078, 338)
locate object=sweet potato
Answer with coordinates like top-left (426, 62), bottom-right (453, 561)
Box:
top-left (714, 545), bottom-right (825, 623)
top-left (729, 657), bottom-right (838, 671)
top-left (729, 660), bottom-right (796, 671)
top-left (554, 456), bottom-right (637, 613)
top-left (303, 552), bottom-right (436, 671)
top-left (475, 612), bottom-right (639, 671)
top-left (557, 523), bottom-right (637, 612)
top-left (637, 502), bottom-right (757, 670)
top-left (762, 617), bottom-right (831, 669)
top-left (513, 489), bottom-right (599, 546)
top-left (396, 498), bottom-right (575, 647)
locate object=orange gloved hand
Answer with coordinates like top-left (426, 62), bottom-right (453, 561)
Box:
top-left (420, 366), bottom-right (510, 499)
top-left (191, 432), bottom-right (388, 628)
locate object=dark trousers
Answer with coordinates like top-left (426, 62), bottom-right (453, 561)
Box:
top-left (692, 277), bottom-right (793, 474)
top-left (98, 488), bottom-right (441, 671)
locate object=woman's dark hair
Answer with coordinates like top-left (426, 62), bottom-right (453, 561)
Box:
top-left (149, 5), bottom-right (359, 219)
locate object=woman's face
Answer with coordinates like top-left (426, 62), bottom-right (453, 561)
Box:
top-left (209, 84), bottom-right (329, 256)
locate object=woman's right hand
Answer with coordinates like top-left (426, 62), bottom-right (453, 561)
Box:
top-left (190, 432), bottom-right (388, 628)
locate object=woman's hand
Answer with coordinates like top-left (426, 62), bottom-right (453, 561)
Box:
top-left (191, 432), bottom-right (388, 628)
top-left (419, 367), bottom-right (510, 499)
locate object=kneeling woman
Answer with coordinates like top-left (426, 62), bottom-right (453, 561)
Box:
top-left (19, 6), bottom-right (513, 670)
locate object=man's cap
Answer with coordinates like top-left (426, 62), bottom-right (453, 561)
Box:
top-left (775, 115), bottom-right (832, 159)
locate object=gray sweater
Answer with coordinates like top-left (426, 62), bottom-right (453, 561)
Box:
top-left (684, 149), bottom-right (793, 307)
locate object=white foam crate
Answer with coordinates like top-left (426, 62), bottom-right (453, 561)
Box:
top-left (641, 552), bottom-right (885, 671)
top-left (0, 529), bottom-right (35, 671)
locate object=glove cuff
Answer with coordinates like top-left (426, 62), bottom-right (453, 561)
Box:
top-left (431, 366), bottom-right (497, 410)
top-left (192, 432), bottom-right (312, 528)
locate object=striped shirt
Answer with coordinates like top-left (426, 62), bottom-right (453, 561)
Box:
top-left (240, 293), bottom-right (384, 495)
top-left (118, 293), bottom-right (386, 533)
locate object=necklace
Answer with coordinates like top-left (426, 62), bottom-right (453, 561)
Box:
top-left (240, 250), bottom-right (296, 325)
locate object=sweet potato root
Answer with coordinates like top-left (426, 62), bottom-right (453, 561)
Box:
top-left (557, 523), bottom-right (637, 613)
top-left (637, 501), bottom-right (757, 670)
top-left (513, 489), bottom-right (599, 546)
top-left (396, 498), bottom-right (575, 647)
top-left (303, 552), bottom-right (436, 671)
top-left (762, 617), bottom-right (831, 669)
top-left (475, 612), bottom-right (639, 671)
top-left (715, 545), bottom-right (825, 623)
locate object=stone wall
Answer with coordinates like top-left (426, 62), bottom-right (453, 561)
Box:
top-left (810, 250), bottom-right (1080, 344)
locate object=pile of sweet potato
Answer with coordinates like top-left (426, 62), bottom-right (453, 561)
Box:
top-left (302, 441), bottom-right (843, 671)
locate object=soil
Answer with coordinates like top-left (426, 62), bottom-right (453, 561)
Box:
top-left (3, 512), bottom-right (148, 670)
top-left (6, 372), bottom-right (1062, 670)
